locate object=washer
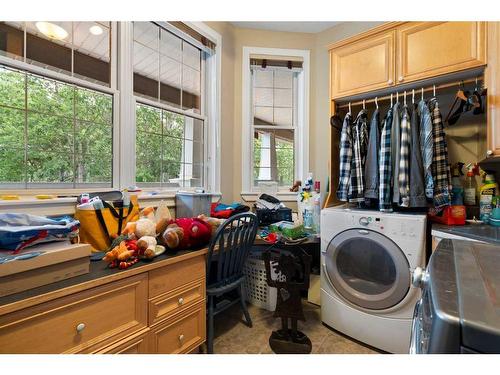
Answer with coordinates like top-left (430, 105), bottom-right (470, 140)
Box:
top-left (320, 206), bottom-right (427, 353)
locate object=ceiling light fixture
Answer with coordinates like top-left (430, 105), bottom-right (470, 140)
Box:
top-left (89, 25), bottom-right (103, 36)
top-left (35, 21), bottom-right (68, 40)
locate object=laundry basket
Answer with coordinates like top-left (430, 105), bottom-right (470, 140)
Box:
top-left (242, 252), bottom-right (282, 311)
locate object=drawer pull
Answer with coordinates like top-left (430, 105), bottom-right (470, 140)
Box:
top-left (76, 323), bottom-right (86, 333)
top-left (179, 334), bottom-right (185, 344)
top-left (178, 297), bottom-right (184, 305)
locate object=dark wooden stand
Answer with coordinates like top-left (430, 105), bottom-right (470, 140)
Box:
top-left (262, 249), bottom-right (312, 354)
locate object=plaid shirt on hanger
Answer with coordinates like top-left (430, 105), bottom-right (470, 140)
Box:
top-left (349, 109), bottom-right (368, 203)
top-left (336, 112), bottom-right (353, 201)
top-left (379, 108), bottom-right (394, 211)
top-left (398, 105), bottom-right (411, 207)
top-left (429, 98), bottom-right (451, 208)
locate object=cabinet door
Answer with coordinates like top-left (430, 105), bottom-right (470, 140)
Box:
top-left (330, 30), bottom-right (396, 99)
top-left (397, 22), bottom-right (486, 84)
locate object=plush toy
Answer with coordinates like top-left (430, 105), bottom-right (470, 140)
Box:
top-left (102, 241), bottom-right (135, 263)
top-left (135, 217), bottom-right (156, 238)
top-left (137, 235), bottom-right (157, 259)
top-left (161, 217), bottom-right (212, 250)
top-left (197, 214), bottom-right (225, 235)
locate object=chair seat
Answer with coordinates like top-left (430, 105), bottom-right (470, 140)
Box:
top-left (207, 276), bottom-right (245, 296)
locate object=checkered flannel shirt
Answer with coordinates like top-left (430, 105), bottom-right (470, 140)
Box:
top-left (379, 108), bottom-right (394, 211)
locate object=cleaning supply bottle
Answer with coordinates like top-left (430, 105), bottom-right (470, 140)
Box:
top-left (312, 181), bottom-right (321, 235)
top-left (464, 163), bottom-right (478, 206)
top-left (450, 163), bottom-right (464, 205)
top-left (479, 172), bottom-right (499, 222)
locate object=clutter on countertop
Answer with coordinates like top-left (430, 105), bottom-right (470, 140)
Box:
top-left (210, 201), bottom-right (250, 219)
top-left (0, 213), bottom-right (79, 253)
top-left (254, 194), bottom-right (292, 226)
top-left (296, 173), bottom-right (321, 235)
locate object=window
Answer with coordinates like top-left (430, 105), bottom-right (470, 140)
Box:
top-left (133, 22), bottom-right (202, 114)
top-left (242, 47), bottom-right (309, 194)
top-left (133, 22), bottom-right (207, 189)
top-left (0, 21), bottom-right (220, 194)
top-left (136, 103), bottom-right (204, 188)
top-left (252, 67), bottom-right (297, 187)
top-left (0, 22), bottom-right (111, 86)
top-left (0, 66), bottom-right (113, 188)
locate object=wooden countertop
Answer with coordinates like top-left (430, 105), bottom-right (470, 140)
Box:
top-left (0, 248), bottom-right (207, 316)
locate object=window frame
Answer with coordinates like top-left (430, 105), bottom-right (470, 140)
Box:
top-left (241, 46), bottom-right (310, 197)
top-left (0, 21), bottom-right (221, 196)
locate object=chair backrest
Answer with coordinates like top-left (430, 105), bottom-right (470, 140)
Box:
top-left (206, 212), bottom-right (259, 289)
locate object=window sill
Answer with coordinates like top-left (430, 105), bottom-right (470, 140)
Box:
top-left (0, 192), bottom-right (178, 217)
top-left (240, 191), bottom-right (298, 202)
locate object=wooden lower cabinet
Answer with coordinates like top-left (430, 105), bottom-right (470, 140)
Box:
top-left (0, 250), bottom-right (207, 354)
top-left (148, 302), bottom-right (206, 354)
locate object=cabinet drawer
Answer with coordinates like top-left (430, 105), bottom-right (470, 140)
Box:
top-left (0, 274), bottom-right (148, 354)
top-left (97, 329), bottom-right (150, 354)
top-left (149, 278), bottom-right (205, 326)
top-left (149, 302), bottom-right (205, 354)
top-left (149, 255), bottom-right (205, 298)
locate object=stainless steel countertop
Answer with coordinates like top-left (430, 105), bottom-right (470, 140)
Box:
top-left (432, 223), bottom-right (500, 244)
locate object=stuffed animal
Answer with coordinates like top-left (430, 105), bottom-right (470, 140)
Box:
top-left (197, 214), bottom-right (225, 235)
top-left (135, 217), bottom-right (156, 238)
top-left (102, 241), bottom-right (135, 263)
top-left (161, 217), bottom-right (212, 250)
top-left (137, 235), bottom-right (157, 259)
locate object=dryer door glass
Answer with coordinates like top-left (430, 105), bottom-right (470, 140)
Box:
top-left (325, 229), bottom-right (410, 310)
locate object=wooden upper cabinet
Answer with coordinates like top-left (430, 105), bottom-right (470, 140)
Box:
top-left (330, 30), bottom-right (396, 98)
top-left (396, 22), bottom-right (487, 84)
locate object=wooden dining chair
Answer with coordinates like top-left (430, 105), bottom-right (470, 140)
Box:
top-left (205, 212), bottom-right (259, 354)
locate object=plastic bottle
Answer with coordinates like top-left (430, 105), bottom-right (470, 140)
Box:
top-left (312, 181), bottom-right (321, 235)
top-left (450, 164), bottom-right (464, 205)
top-left (464, 164), bottom-right (478, 206)
top-left (479, 173), bottom-right (499, 222)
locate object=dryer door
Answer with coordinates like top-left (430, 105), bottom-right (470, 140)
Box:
top-left (324, 228), bottom-right (410, 310)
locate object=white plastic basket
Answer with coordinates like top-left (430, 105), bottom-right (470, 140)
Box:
top-left (242, 253), bottom-right (281, 311)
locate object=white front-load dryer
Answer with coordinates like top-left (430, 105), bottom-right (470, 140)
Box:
top-left (320, 206), bottom-right (427, 353)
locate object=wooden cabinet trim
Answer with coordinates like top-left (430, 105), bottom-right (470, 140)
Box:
top-left (327, 22), bottom-right (404, 50)
top-left (95, 328), bottom-right (151, 354)
top-left (486, 22), bottom-right (500, 155)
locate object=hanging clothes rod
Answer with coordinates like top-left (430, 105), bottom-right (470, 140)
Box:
top-left (335, 76), bottom-right (482, 110)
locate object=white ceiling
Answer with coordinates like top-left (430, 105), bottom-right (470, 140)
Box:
top-left (231, 21), bottom-right (342, 34)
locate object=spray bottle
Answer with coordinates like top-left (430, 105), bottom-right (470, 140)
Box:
top-left (450, 163), bottom-right (464, 205)
top-left (464, 163), bottom-right (478, 206)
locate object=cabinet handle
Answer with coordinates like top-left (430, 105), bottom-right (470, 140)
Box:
top-left (178, 297), bottom-right (184, 305)
top-left (387, 79), bottom-right (394, 85)
top-left (487, 150), bottom-right (493, 157)
top-left (76, 323), bottom-right (86, 333)
top-left (398, 76), bottom-right (404, 82)
top-left (179, 334), bottom-right (185, 343)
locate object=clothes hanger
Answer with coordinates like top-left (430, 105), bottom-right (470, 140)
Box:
top-left (433, 85), bottom-right (436, 97)
top-left (362, 99), bottom-right (366, 110)
top-left (421, 87), bottom-right (424, 101)
top-left (375, 97), bottom-right (379, 109)
top-left (396, 91), bottom-right (399, 103)
top-left (390, 93), bottom-right (393, 107)
top-left (412, 89), bottom-right (415, 104)
top-left (403, 91), bottom-right (407, 106)
top-left (348, 102), bottom-right (352, 115)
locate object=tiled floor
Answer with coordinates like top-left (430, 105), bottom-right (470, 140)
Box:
top-left (207, 301), bottom-right (381, 354)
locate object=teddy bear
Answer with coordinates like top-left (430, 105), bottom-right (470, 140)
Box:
top-left (160, 217), bottom-right (212, 250)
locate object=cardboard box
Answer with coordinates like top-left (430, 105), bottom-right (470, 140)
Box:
top-left (0, 242), bottom-right (91, 297)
